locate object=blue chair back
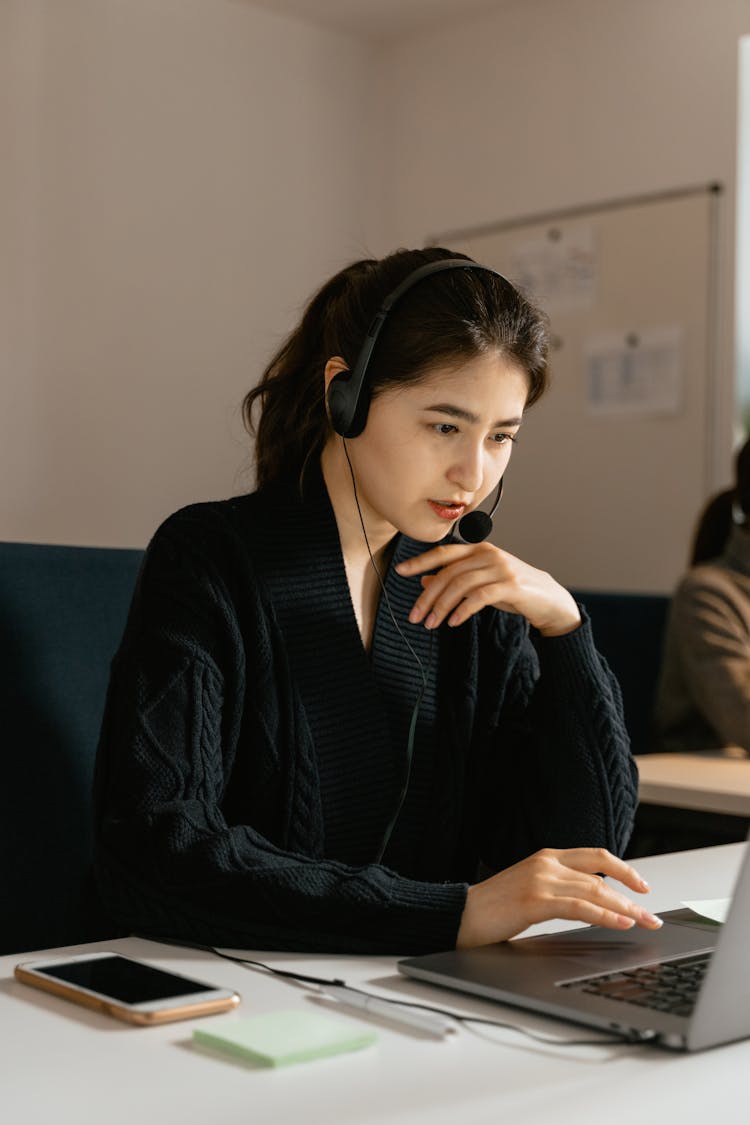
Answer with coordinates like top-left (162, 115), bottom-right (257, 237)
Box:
top-left (0, 542), bottom-right (143, 954)
top-left (573, 589), bottom-right (670, 756)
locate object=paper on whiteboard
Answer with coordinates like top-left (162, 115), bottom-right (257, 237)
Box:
top-left (585, 326), bottom-right (683, 416)
top-left (509, 224), bottom-right (597, 312)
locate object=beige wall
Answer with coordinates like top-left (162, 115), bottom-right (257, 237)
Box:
top-left (373, 0), bottom-right (750, 494)
top-left (3, 0), bottom-right (750, 568)
top-left (1, 0), bottom-right (376, 547)
top-left (369, 0), bottom-right (750, 589)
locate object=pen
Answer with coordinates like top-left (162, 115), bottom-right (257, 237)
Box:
top-left (320, 985), bottom-right (457, 1038)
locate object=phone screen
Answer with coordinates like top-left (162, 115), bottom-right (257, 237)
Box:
top-left (36, 956), bottom-right (215, 1004)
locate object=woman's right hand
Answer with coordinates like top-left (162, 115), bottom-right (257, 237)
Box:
top-left (456, 847), bottom-right (663, 948)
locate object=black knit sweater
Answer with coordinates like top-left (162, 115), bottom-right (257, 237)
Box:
top-left (93, 468), bottom-right (638, 955)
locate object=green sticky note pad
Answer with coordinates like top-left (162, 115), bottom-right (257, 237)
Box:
top-left (193, 1009), bottom-right (377, 1067)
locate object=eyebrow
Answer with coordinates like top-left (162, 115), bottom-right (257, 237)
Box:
top-left (423, 403), bottom-right (524, 428)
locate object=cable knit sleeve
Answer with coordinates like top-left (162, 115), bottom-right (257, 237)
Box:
top-left (474, 609), bottom-right (638, 871)
top-left (93, 505), bottom-right (467, 956)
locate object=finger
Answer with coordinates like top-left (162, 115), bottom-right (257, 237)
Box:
top-left (396, 544), bottom-right (477, 577)
top-left (560, 871), bottom-right (662, 928)
top-left (407, 550), bottom-right (510, 617)
top-left (445, 583), bottom-right (523, 627)
top-left (552, 897), bottom-right (661, 932)
top-left (554, 848), bottom-right (652, 895)
top-left (410, 566), bottom-right (505, 626)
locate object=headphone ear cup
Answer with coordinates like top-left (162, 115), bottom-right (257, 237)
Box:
top-left (327, 370), bottom-right (353, 437)
top-left (327, 370), bottom-right (370, 439)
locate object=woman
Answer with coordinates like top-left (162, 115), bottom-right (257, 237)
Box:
top-left (655, 437), bottom-right (750, 753)
top-left (93, 247), bottom-right (659, 954)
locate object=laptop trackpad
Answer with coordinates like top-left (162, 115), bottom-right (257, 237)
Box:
top-left (509, 911), bottom-right (720, 977)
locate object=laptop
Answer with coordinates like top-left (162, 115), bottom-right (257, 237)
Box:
top-left (399, 845), bottom-right (750, 1051)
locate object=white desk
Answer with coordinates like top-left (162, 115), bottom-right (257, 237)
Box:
top-left (2, 844), bottom-right (748, 1125)
top-left (636, 749), bottom-right (750, 816)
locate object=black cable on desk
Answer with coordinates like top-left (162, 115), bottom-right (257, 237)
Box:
top-left (204, 945), bottom-right (653, 1048)
top-left (145, 934), bottom-right (653, 1047)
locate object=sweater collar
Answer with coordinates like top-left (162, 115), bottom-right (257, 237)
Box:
top-left (254, 461), bottom-right (438, 615)
top-left (254, 461), bottom-right (439, 680)
top-left (247, 462), bottom-right (440, 865)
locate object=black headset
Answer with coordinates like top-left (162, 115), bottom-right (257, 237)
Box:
top-left (327, 257), bottom-right (508, 439)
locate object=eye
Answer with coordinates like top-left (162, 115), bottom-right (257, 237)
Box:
top-left (491, 432), bottom-right (518, 446)
top-left (432, 423), bottom-right (458, 436)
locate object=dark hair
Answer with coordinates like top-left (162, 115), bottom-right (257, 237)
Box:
top-left (243, 246), bottom-right (550, 489)
top-left (691, 436), bottom-right (750, 564)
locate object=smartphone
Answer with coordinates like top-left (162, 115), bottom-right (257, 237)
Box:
top-left (14, 951), bottom-right (241, 1025)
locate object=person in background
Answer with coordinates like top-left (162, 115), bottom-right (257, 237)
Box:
top-left (93, 246), bottom-right (657, 955)
top-left (655, 437), bottom-right (750, 753)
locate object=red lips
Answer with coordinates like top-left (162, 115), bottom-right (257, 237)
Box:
top-left (428, 500), bottom-right (466, 520)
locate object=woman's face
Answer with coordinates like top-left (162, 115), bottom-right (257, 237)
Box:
top-left (333, 351), bottom-right (529, 543)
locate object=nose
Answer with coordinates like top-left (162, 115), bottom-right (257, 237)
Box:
top-left (446, 439), bottom-right (485, 495)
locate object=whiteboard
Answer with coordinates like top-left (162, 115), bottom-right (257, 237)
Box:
top-left (435, 188), bottom-right (720, 593)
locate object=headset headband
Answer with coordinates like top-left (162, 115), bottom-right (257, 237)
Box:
top-left (327, 258), bottom-right (505, 438)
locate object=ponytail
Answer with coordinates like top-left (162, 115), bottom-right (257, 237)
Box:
top-left (242, 259), bottom-right (378, 490)
top-left (690, 490), bottom-right (734, 564)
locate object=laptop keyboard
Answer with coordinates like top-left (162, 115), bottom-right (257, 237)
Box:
top-left (559, 952), bottom-right (712, 1018)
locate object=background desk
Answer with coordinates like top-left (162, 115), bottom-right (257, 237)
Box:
top-left (636, 749), bottom-right (750, 816)
top-left (630, 751), bottom-right (750, 856)
top-left (2, 844), bottom-right (749, 1125)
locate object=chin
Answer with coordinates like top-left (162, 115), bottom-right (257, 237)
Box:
top-left (426, 526), bottom-right (452, 543)
top-left (385, 503), bottom-right (456, 544)
top-left (398, 520), bottom-right (453, 544)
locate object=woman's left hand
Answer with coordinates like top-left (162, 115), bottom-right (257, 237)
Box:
top-left (395, 542), bottom-right (582, 637)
